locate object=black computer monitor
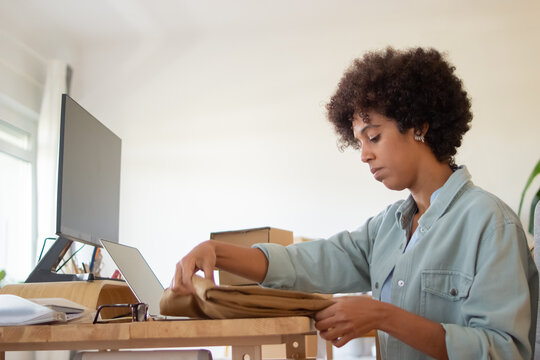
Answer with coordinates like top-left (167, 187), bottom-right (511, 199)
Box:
top-left (56, 94), bottom-right (121, 246)
top-left (26, 94), bottom-right (122, 282)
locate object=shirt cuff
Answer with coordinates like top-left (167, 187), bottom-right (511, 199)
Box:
top-left (442, 323), bottom-right (482, 359)
top-left (252, 243), bottom-right (296, 289)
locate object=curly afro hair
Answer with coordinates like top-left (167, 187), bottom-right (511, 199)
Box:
top-left (326, 47), bottom-right (472, 170)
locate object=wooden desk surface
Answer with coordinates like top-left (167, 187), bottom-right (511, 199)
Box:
top-left (0, 316), bottom-right (315, 352)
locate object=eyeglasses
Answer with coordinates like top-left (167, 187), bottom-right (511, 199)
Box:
top-left (93, 302), bottom-right (148, 324)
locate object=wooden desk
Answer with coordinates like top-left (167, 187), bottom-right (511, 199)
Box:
top-left (0, 316), bottom-right (316, 360)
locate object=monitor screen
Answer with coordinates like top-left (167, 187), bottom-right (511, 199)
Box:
top-left (56, 94), bottom-right (121, 246)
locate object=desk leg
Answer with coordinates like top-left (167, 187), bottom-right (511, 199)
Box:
top-left (285, 334), bottom-right (306, 359)
top-left (0, 351), bottom-right (4, 360)
top-left (232, 345), bottom-right (262, 360)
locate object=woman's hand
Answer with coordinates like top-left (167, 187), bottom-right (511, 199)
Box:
top-left (170, 240), bottom-right (217, 295)
top-left (314, 295), bottom-right (382, 347)
top-left (315, 295), bottom-right (449, 359)
top-left (170, 240), bottom-right (269, 295)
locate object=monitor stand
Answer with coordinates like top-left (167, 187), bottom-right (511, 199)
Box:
top-left (26, 237), bottom-right (124, 283)
top-left (25, 237), bottom-right (82, 282)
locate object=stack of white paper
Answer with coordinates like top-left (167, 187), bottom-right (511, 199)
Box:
top-left (0, 294), bottom-right (67, 326)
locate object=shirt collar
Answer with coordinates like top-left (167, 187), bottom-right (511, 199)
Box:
top-left (395, 166), bottom-right (473, 230)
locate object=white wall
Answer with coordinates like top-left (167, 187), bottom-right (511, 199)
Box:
top-left (3, 1), bottom-right (540, 287)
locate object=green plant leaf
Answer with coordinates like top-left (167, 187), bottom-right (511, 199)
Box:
top-left (528, 189), bottom-right (540, 235)
top-left (0, 269), bottom-right (5, 282)
top-left (519, 159), bottom-right (540, 216)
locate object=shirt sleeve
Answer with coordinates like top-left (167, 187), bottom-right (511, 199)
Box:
top-left (253, 209), bottom-right (387, 294)
top-left (442, 221), bottom-right (535, 359)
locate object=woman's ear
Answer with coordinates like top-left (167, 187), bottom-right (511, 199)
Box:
top-left (414, 123), bottom-right (429, 143)
top-left (415, 123), bottom-right (429, 137)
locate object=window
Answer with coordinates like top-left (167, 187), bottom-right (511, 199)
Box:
top-left (0, 96), bottom-right (38, 283)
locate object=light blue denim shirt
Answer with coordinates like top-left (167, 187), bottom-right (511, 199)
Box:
top-left (380, 188), bottom-right (442, 305)
top-left (254, 166), bottom-right (538, 359)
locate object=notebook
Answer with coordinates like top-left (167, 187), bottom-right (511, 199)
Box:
top-left (100, 239), bottom-right (166, 318)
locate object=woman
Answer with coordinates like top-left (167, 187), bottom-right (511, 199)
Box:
top-left (171, 47), bottom-right (538, 359)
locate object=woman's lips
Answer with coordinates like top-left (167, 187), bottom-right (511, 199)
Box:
top-left (371, 167), bottom-right (382, 175)
top-left (370, 167), bottom-right (383, 179)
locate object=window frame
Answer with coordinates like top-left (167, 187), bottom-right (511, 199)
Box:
top-left (0, 93), bottom-right (39, 273)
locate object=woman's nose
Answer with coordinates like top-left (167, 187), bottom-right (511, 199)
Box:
top-left (360, 145), bottom-right (373, 163)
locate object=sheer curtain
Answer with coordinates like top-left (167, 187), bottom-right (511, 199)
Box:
top-left (36, 61), bottom-right (71, 255)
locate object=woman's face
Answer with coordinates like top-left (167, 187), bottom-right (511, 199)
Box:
top-left (352, 111), bottom-right (421, 191)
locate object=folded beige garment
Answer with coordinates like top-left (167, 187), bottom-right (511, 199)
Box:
top-left (160, 275), bottom-right (334, 319)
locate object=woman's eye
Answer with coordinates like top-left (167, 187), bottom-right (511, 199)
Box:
top-left (369, 134), bottom-right (380, 143)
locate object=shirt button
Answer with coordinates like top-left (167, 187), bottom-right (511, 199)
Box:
top-left (397, 280), bottom-right (405, 287)
top-left (420, 227), bottom-right (425, 233)
top-left (450, 288), bottom-right (458, 296)
top-left (375, 282), bottom-right (379, 289)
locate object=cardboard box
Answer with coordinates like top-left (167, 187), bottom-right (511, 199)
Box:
top-left (210, 227), bottom-right (293, 285)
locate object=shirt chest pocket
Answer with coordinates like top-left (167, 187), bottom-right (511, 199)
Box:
top-left (420, 270), bottom-right (473, 323)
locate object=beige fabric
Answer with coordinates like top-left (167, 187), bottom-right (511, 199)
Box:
top-left (160, 275), bottom-right (334, 319)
